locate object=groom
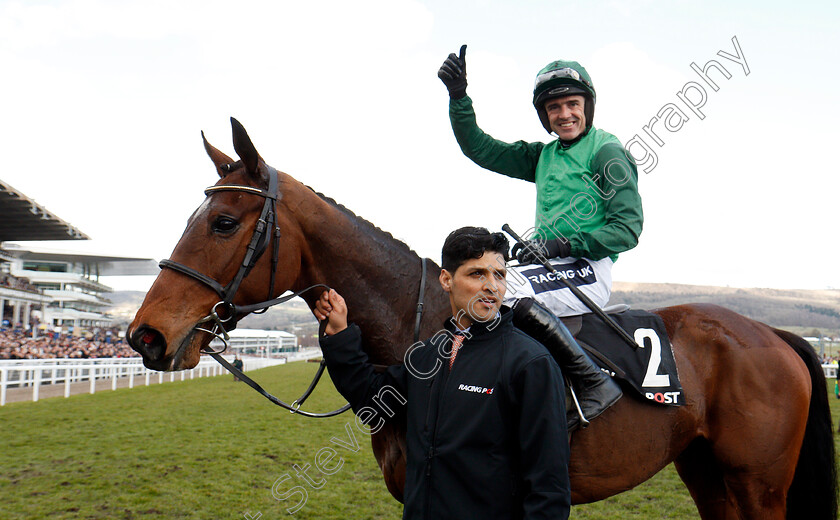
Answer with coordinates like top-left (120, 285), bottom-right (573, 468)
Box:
top-left (315, 226), bottom-right (571, 520)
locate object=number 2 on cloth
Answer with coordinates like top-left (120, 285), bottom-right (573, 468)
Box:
top-left (635, 328), bottom-right (670, 388)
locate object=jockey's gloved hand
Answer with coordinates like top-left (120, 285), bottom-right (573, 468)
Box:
top-left (438, 44), bottom-right (468, 99)
top-left (512, 238), bottom-right (572, 265)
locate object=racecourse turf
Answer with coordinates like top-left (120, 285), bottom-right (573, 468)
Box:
top-left (2, 361), bottom-right (837, 519)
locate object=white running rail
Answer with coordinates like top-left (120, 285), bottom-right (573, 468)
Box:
top-left (0, 355), bottom-right (289, 405)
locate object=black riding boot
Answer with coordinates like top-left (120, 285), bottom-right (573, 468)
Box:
top-left (512, 297), bottom-right (622, 429)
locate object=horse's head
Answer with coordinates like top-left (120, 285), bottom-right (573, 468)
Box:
top-left (127, 118), bottom-right (305, 370)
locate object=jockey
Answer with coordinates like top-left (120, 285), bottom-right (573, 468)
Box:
top-left (438, 45), bottom-right (643, 427)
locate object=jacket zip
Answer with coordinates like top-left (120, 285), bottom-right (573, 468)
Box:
top-left (424, 341), bottom-right (458, 519)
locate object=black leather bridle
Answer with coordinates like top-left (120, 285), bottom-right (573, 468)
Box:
top-left (159, 165), bottom-right (349, 418)
top-left (158, 164), bottom-right (428, 419)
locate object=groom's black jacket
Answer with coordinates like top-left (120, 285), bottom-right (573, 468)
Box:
top-left (320, 308), bottom-right (571, 520)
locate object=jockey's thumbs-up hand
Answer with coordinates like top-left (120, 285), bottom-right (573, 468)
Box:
top-left (314, 289), bottom-right (348, 336)
top-left (438, 44), bottom-right (468, 99)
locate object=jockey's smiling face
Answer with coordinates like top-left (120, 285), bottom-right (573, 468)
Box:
top-left (544, 95), bottom-right (586, 141)
top-left (440, 252), bottom-right (507, 329)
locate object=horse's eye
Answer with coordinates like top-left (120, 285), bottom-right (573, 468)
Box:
top-left (212, 216), bottom-right (239, 233)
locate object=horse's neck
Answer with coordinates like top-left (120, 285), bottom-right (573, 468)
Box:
top-left (289, 187), bottom-right (448, 364)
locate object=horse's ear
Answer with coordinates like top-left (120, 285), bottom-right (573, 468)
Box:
top-left (202, 131), bottom-right (235, 178)
top-left (230, 117), bottom-right (260, 177)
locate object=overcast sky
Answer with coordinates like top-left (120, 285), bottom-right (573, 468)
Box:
top-left (2, 0), bottom-right (838, 291)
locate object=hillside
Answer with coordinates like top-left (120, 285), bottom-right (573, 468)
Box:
top-left (108, 283), bottom-right (840, 338)
top-left (609, 282), bottom-right (840, 336)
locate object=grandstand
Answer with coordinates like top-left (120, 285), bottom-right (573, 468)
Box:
top-left (0, 179), bottom-right (156, 335)
top-left (1, 178), bottom-right (302, 369)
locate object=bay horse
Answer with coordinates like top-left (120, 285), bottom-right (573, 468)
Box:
top-left (127, 119), bottom-right (837, 519)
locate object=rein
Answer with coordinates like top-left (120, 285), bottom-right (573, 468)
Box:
top-left (159, 166), bottom-right (428, 418)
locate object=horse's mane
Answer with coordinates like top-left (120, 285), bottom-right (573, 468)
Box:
top-left (308, 186), bottom-right (420, 260)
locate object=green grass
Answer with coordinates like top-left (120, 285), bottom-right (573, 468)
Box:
top-left (2, 363), bottom-right (838, 519)
top-left (1, 362), bottom-right (402, 519)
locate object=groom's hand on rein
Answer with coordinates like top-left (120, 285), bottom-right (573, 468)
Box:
top-left (314, 289), bottom-right (348, 336)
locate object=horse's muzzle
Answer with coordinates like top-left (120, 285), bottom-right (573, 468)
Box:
top-left (128, 325), bottom-right (169, 370)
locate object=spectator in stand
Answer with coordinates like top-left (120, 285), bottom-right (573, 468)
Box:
top-left (0, 328), bottom-right (138, 359)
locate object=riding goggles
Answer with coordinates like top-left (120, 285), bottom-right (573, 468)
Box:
top-left (535, 67), bottom-right (591, 89)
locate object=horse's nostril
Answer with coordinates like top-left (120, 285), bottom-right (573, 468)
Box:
top-left (130, 326), bottom-right (166, 362)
